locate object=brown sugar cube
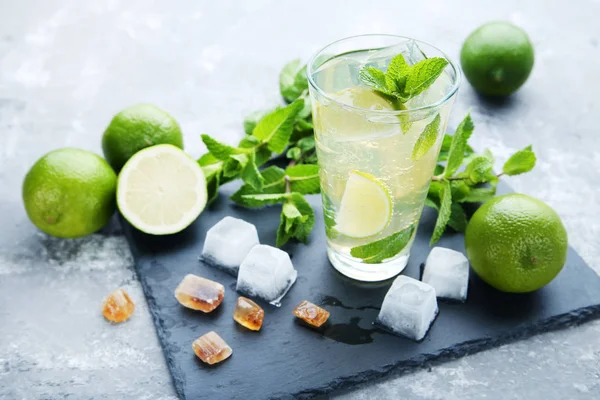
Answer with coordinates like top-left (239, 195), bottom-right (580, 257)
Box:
top-left (102, 288), bottom-right (135, 323)
top-left (293, 300), bottom-right (330, 328)
top-left (233, 296), bottom-right (264, 331)
top-left (174, 274), bottom-right (224, 312)
top-left (192, 331), bottom-right (232, 365)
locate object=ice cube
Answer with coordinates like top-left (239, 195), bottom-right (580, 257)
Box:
top-left (312, 55), bottom-right (366, 95)
top-left (201, 216), bottom-right (259, 276)
top-left (102, 288), bottom-right (135, 323)
top-left (363, 39), bottom-right (427, 71)
top-left (236, 245), bottom-right (297, 306)
top-left (422, 247), bottom-right (469, 302)
top-left (233, 296), bottom-right (264, 331)
top-left (293, 301), bottom-right (330, 328)
top-left (174, 274), bottom-right (225, 312)
top-left (376, 275), bottom-right (438, 341)
top-left (192, 331), bottom-right (232, 365)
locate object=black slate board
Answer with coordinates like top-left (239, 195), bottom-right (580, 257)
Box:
top-left (122, 181), bottom-right (600, 400)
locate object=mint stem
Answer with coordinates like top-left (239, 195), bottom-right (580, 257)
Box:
top-left (285, 159), bottom-right (296, 193)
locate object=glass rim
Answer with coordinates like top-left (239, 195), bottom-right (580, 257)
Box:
top-left (306, 34), bottom-right (461, 115)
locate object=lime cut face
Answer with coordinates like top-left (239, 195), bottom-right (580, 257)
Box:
top-left (117, 144), bottom-right (207, 235)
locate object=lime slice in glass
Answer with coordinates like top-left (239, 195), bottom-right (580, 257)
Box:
top-left (335, 170), bottom-right (392, 238)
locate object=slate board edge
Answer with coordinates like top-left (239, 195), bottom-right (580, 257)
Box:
top-left (285, 304), bottom-right (600, 400)
top-left (122, 217), bottom-right (186, 400)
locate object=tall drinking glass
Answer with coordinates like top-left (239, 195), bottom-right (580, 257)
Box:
top-left (307, 35), bottom-right (460, 282)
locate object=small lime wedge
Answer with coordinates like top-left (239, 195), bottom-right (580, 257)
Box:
top-left (335, 170), bottom-right (393, 238)
top-left (117, 144), bottom-right (207, 235)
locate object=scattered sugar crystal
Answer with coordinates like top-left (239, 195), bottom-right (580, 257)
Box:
top-left (376, 275), bottom-right (438, 341)
top-left (233, 296), bottom-right (264, 331)
top-left (236, 245), bottom-right (297, 306)
top-left (201, 216), bottom-right (259, 275)
top-left (174, 274), bottom-right (224, 312)
top-left (102, 288), bottom-right (135, 323)
top-left (422, 247), bottom-right (469, 302)
top-left (293, 301), bottom-right (330, 328)
top-left (192, 331), bottom-right (232, 365)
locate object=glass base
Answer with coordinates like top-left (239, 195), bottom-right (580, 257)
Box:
top-left (327, 248), bottom-right (409, 282)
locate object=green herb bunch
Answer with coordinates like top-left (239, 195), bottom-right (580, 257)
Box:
top-left (199, 60), bottom-right (317, 247)
top-left (198, 58), bottom-right (536, 250)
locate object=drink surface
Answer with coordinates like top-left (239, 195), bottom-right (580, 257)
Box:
top-left (311, 48), bottom-right (454, 265)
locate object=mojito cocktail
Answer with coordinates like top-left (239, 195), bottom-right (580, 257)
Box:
top-left (307, 35), bottom-right (460, 281)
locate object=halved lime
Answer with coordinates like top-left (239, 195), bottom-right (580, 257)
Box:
top-left (335, 170), bottom-right (393, 238)
top-left (117, 144), bottom-right (207, 235)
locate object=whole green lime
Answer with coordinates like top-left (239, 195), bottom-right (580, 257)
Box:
top-left (460, 22), bottom-right (534, 96)
top-left (102, 104), bottom-right (184, 171)
top-left (465, 194), bottom-right (568, 293)
top-left (22, 148), bottom-right (117, 238)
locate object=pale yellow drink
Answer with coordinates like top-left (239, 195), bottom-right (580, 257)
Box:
top-left (308, 36), bottom-right (459, 281)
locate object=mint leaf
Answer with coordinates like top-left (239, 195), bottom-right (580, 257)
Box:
top-left (276, 193), bottom-right (315, 246)
top-left (450, 180), bottom-right (471, 203)
top-left (404, 57), bottom-right (449, 98)
top-left (255, 146), bottom-right (272, 167)
top-left (286, 147), bottom-right (301, 160)
top-left (230, 166), bottom-right (286, 205)
top-left (385, 54), bottom-right (410, 96)
top-left (259, 165), bottom-right (287, 188)
top-left (205, 169), bottom-right (221, 205)
top-left (465, 156), bottom-right (494, 183)
top-left (295, 118), bottom-right (314, 133)
top-left (444, 113), bottom-right (475, 177)
top-left (289, 193), bottom-right (315, 243)
top-left (350, 225), bottom-right (415, 264)
top-left (358, 67), bottom-right (390, 95)
top-left (303, 152), bottom-right (318, 164)
top-left (286, 164), bottom-right (320, 194)
top-left (297, 136), bottom-right (315, 152)
top-left (280, 60), bottom-right (308, 103)
top-left (253, 99), bottom-right (304, 153)
top-left (448, 202), bottom-right (467, 232)
top-left (430, 180), bottom-right (452, 245)
top-left (424, 196), bottom-right (439, 209)
top-left (222, 154), bottom-right (248, 178)
top-left (399, 112), bottom-right (413, 134)
top-left (440, 134), bottom-right (453, 152)
top-left (427, 180), bottom-right (444, 201)
top-left (503, 145), bottom-right (536, 176)
top-left (243, 109), bottom-right (271, 135)
top-left (201, 162), bottom-right (221, 181)
top-left (433, 164), bottom-right (445, 176)
top-left (298, 94), bottom-right (312, 119)
top-left (323, 196), bottom-right (338, 239)
top-left (201, 134), bottom-right (238, 160)
top-left (358, 53), bottom-right (448, 104)
top-left (276, 212), bottom-right (293, 247)
top-left (411, 114), bottom-right (441, 160)
top-left (460, 186), bottom-right (497, 203)
top-left (238, 193), bottom-right (290, 208)
top-left (198, 152), bottom-right (221, 167)
top-left (238, 135), bottom-right (260, 148)
top-left (240, 152), bottom-right (264, 190)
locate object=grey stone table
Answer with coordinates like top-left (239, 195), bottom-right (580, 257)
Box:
top-left (1, 0), bottom-right (599, 399)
